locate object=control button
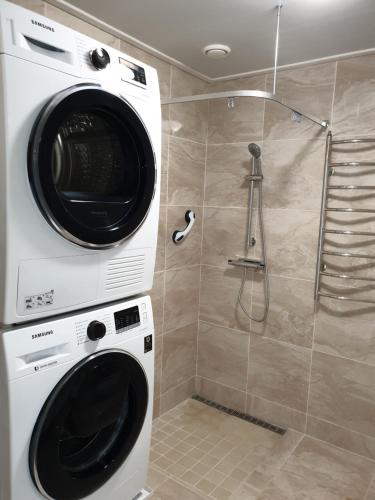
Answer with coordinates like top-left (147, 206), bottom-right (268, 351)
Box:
top-left (87, 320), bottom-right (106, 341)
top-left (142, 312), bottom-right (148, 322)
top-left (89, 48), bottom-right (110, 70)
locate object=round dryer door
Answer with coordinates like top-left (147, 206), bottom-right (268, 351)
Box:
top-left (28, 85), bottom-right (156, 249)
top-left (29, 350), bottom-right (148, 500)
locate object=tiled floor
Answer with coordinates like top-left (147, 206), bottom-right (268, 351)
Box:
top-left (147, 399), bottom-right (375, 500)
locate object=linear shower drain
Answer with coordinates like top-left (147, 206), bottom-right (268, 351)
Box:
top-left (192, 394), bottom-right (287, 435)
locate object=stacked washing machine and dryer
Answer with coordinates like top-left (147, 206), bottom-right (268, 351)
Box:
top-left (0, 1), bottom-right (161, 498)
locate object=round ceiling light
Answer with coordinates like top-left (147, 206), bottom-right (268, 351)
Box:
top-left (202, 44), bottom-right (231, 59)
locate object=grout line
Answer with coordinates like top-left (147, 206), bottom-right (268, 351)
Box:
top-left (305, 434), bottom-right (375, 465)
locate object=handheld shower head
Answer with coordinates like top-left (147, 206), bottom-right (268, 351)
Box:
top-left (248, 143), bottom-right (261, 159)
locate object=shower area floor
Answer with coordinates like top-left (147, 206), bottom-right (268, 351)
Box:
top-left (148, 399), bottom-right (375, 500)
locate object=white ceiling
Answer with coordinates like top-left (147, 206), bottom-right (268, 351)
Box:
top-left (60, 0), bottom-right (375, 80)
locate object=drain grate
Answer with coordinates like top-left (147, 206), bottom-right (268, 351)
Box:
top-left (192, 394), bottom-right (287, 435)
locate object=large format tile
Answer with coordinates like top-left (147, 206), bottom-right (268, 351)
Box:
top-left (164, 266), bottom-right (200, 332)
top-left (160, 377), bottom-right (196, 413)
top-left (45, 4), bottom-right (120, 48)
top-left (333, 54), bottom-right (375, 138)
top-left (247, 337), bottom-right (311, 412)
top-left (258, 436), bottom-right (374, 500)
top-left (309, 351), bottom-right (375, 437)
top-left (199, 265), bottom-right (251, 332)
top-left (166, 206), bottom-right (203, 270)
top-left (10, 0), bottom-right (44, 13)
top-left (263, 209), bottom-right (320, 280)
top-left (205, 143), bottom-right (254, 208)
top-left (168, 137), bottom-right (205, 206)
top-left (251, 275), bottom-right (315, 348)
top-left (262, 139), bottom-right (325, 210)
top-left (207, 75), bottom-right (265, 144)
top-left (201, 207), bottom-right (248, 267)
top-left (195, 376), bottom-right (247, 413)
top-left (162, 323), bottom-right (197, 393)
top-left (314, 300), bottom-right (375, 365)
top-left (246, 394), bottom-right (307, 433)
top-left (307, 415), bottom-right (375, 462)
top-left (197, 322), bottom-right (249, 391)
top-left (264, 62), bottom-right (335, 140)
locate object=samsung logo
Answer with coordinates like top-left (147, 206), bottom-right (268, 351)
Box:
top-left (31, 19), bottom-right (55, 32)
top-left (32, 330), bottom-right (54, 340)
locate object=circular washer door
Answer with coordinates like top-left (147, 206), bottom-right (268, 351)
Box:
top-left (29, 350), bottom-right (148, 500)
top-left (28, 84), bottom-right (156, 249)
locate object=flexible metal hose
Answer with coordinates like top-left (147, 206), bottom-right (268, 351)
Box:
top-left (237, 158), bottom-right (270, 322)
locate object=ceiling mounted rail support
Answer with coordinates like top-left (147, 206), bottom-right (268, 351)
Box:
top-left (161, 90), bottom-right (328, 129)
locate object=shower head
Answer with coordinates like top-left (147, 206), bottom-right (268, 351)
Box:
top-left (248, 143), bottom-right (261, 159)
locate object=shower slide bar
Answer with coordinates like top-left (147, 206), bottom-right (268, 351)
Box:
top-left (315, 132), bottom-right (375, 307)
top-left (161, 90), bottom-right (328, 129)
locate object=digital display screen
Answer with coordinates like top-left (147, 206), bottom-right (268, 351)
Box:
top-left (114, 305), bottom-right (140, 333)
top-left (119, 57), bottom-right (146, 85)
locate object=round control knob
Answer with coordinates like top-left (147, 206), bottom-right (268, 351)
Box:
top-left (89, 48), bottom-right (110, 70)
top-left (87, 320), bottom-right (106, 341)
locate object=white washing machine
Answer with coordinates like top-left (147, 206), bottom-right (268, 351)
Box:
top-left (0, 295), bottom-right (154, 500)
top-left (0, 0), bottom-right (161, 325)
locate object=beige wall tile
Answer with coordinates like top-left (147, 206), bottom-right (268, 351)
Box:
top-left (149, 271), bottom-right (165, 336)
top-left (251, 275), bottom-right (315, 348)
top-left (153, 397), bottom-right (161, 419)
top-left (264, 63), bottom-right (335, 140)
top-left (205, 143), bottom-right (253, 208)
top-left (246, 394), bottom-right (306, 433)
top-left (199, 265), bottom-right (251, 332)
top-left (44, 4), bottom-right (120, 48)
top-left (258, 436), bottom-right (374, 500)
top-left (162, 323), bottom-right (197, 393)
top-left (263, 209), bottom-right (320, 280)
top-left (169, 102), bottom-right (208, 143)
top-left (155, 206), bottom-right (166, 272)
top-left (195, 376), bottom-right (246, 413)
top-left (333, 54), bottom-right (375, 138)
top-left (314, 300), bottom-right (375, 365)
top-left (120, 41), bottom-right (171, 99)
top-left (248, 337), bottom-right (311, 412)
top-left (171, 67), bottom-right (206, 97)
top-left (309, 351), bottom-right (375, 437)
top-left (166, 206), bottom-right (203, 270)
top-left (168, 138), bottom-right (205, 206)
top-left (207, 75), bottom-right (265, 144)
top-left (160, 171), bottom-right (168, 206)
top-left (9, 0), bottom-right (44, 14)
top-left (262, 139), bottom-right (325, 210)
top-left (160, 377), bottom-right (196, 414)
top-left (307, 415), bottom-right (375, 462)
top-left (164, 266), bottom-right (200, 332)
top-left (197, 322), bottom-right (249, 391)
top-left (201, 207), bottom-right (248, 267)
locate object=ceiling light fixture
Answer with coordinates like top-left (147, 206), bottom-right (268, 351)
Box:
top-left (202, 44), bottom-right (231, 59)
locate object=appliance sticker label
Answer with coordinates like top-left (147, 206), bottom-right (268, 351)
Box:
top-left (144, 335), bottom-right (153, 353)
top-left (25, 290), bottom-right (54, 311)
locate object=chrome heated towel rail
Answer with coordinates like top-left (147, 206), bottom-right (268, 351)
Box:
top-left (314, 133), bottom-right (375, 306)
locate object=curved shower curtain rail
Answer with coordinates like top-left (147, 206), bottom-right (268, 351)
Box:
top-left (161, 90), bottom-right (329, 129)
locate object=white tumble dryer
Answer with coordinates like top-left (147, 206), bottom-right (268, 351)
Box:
top-left (0, 295), bottom-right (154, 500)
top-left (0, 0), bottom-right (161, 325)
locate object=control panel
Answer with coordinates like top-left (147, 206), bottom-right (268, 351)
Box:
top-left (119, 57), bottom-right (147, 85)
top-left (114, 305), bottom-right (141, 334)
